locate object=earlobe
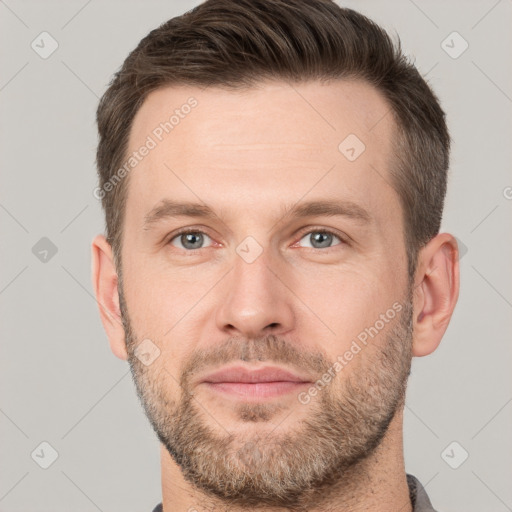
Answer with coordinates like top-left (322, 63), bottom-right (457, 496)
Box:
top-left (412, 233), bottom-right (460, 357)
top-left (91, 234), bottom-right (128, 361)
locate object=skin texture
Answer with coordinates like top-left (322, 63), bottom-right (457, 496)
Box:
top-left (92, 80), bottom-right (459, 512)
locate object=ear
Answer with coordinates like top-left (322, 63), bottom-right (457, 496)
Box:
top-left (412, 232), bottom-right (460, 357)
top-left (91, 234), bottom-right (128, 361)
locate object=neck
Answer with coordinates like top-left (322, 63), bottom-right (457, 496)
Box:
top-left (160, 407), bottom-right (412, 512)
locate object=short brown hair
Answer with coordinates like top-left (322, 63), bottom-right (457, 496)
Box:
top-left (96, 0), bottom-right (450, 283)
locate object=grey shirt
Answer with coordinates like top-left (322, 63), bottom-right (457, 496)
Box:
top-left (151, 473), bottom-right (438, 511)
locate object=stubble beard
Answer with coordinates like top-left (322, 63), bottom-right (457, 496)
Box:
top-left (122, 289), bottom-right (413, 509)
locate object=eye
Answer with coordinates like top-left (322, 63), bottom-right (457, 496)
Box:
top-left (297, 229), bottom-right (344, 250)
top-left (169, 229), bottom-right (213, 250)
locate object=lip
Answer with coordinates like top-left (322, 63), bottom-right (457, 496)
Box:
top-left (201, 365), bottom-right (312, 384)
top-left (199, 365), bottom-right (312, 400)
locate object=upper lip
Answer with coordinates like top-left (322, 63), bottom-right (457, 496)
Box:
top-left (200, 365), bottom-right (312, 384)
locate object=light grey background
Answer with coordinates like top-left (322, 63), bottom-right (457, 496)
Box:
top-left (1, 0), bottom-right (511, 511)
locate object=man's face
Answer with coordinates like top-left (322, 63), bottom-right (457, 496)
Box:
top-left (120, 80), bottom-right (413, 507)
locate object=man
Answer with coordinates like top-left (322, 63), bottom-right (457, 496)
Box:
top-left (91, 1), bottom-right (459, 510)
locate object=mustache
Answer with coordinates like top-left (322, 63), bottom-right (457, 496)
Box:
top-left (180, 334), bottom-right (330, 385)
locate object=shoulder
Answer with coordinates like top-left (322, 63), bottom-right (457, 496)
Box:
top-left (407, 473), bottom-right (439, 512)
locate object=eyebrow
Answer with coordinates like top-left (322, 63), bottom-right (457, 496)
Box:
top-left (143, 198), bottom-right (372, 230)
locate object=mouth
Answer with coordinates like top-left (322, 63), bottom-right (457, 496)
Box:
top-left (199, 365), bottom-right (312, 400)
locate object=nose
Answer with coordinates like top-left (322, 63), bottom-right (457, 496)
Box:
top-left (215, 247), bottom-right (295, 339)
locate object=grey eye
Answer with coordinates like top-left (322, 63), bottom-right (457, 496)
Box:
top-left (299, 231), bottom-right (341, 249)
top-left (171, 231), bottom-right (212, 250)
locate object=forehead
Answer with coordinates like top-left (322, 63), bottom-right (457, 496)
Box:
top-left (124, 79), bottom-right (399, 232)
top-left (129, 79), bottom-right (392, 149)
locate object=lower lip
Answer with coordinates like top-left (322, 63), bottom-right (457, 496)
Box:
top-left (203, 381), bottom-right (310, 399)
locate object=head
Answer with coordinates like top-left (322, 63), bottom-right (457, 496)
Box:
top-left (92, 0), bottom-right (459, 508)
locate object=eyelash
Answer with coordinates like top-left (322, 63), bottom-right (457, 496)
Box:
top-left (167, 227), bottom-right (348, 252)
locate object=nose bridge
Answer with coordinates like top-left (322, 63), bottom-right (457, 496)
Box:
top-left (215, 240), bottom-right (295, 338)
top-left (233, 241), bottom-right (275, 298)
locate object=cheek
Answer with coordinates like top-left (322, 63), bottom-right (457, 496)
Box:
top-left (292, 262), bottom-right (404, 360)
top-left (122, 256), bottom-right (190, 329)
top-left (122, 274), bottom-right (182, 368)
